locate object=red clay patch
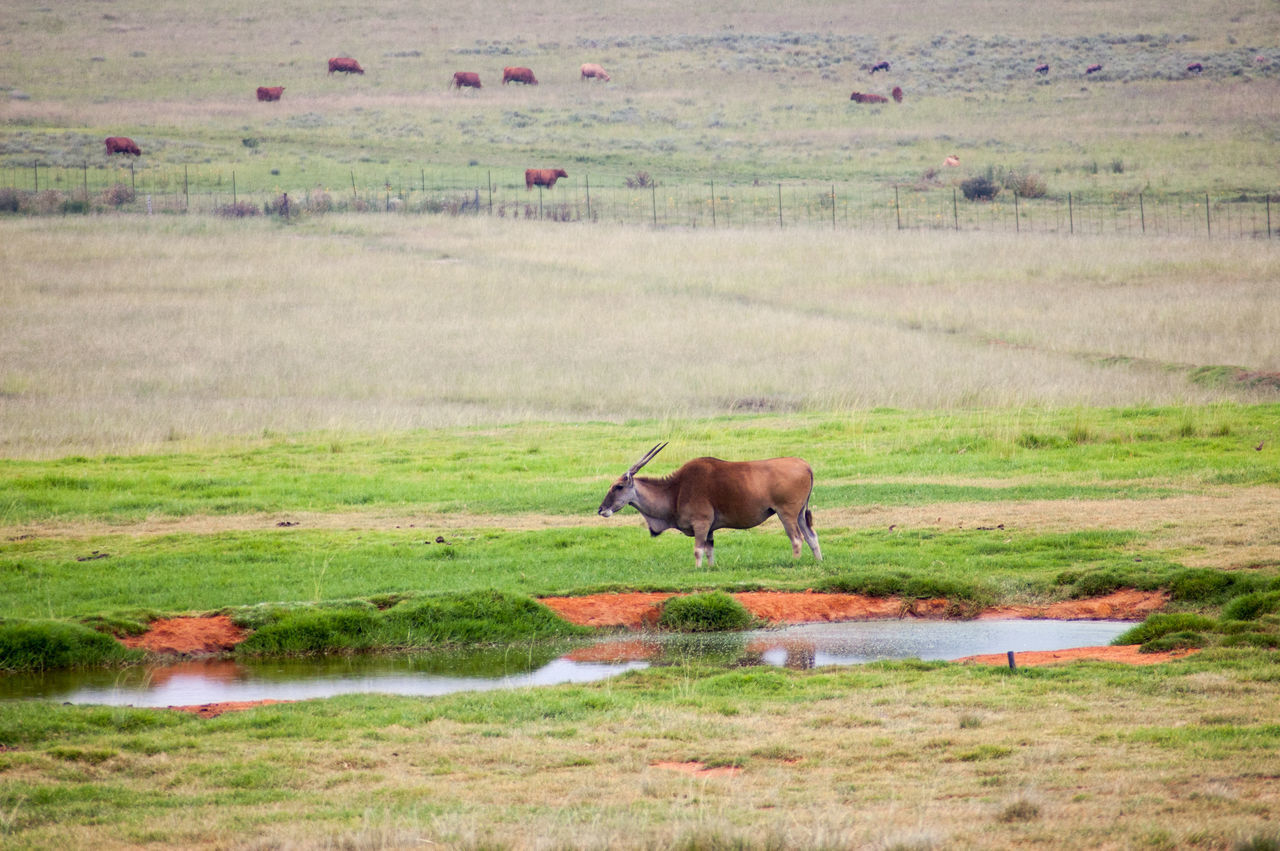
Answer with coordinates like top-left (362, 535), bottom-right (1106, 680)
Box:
top-left (120, 615), bottom-right (246, 655)
top-left (538, 589), bottom-right (1168, 629)
top-left (957, 645), bottom-right (1199, 667)
top-left (166, 700), bottom-right (287, 718)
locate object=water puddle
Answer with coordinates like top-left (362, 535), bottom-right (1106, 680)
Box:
top-left (0, 619), bottom-right (1133, 708)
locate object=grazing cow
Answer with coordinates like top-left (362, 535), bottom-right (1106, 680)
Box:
top-left (850, 91), bottom-right (889, 104)
top-left (1186, 62), bottom-right (1203, 73)
top-left (1085, 63), bottom-right (1102, 75)
top-left (503, 66), bottom-right (538, 85)
top-left (580, 63), bottom-right (611, 82)
top-left (943, 155), bottom-right (960, 167)
top-left (256, 86), bottom-right (284, 101)
top-left (597, 443), bottom-right (822, 568)
top-left (328, 57), bottom-right (364, 75)
top-left (451, 71), bottom-right (482, 89)
top-left (891, 86), bottom-right (903, 103)
top-left (870, 61), bottom-right (891, 74)
top-left (104, 136), bottom-right (141, 156)
top-left (525, 168), bottom-right (568, 190)
top-left (1035, 63), bottom-right (1050, 74)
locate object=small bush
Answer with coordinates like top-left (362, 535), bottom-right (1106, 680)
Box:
top-left (1004, 171), bottom-right (1047, 198)
top-left (625, 170), bottom-right (655, 189)
top-left (1168, 568), bottom-right (1255, 604)
top-left (658, 592), bottom-right (755, 632)
top-left (1222, 591), bottom-right (1280, 622)
top-left (236, 607), bottom-right (381, 655)
top-left (0, 187), bottom-right (22, 212)
top-left (216, 201), bottom-right (259, 218)
top-left (0, 619), bottom-right (143, 671)
top-left (1141, 631), bottom-right (1210, 652)
top-left (102, 183), bottom-right (134, 207)
top-left (960, 175), bottom-right (1000, 201)
top-left (1113, 613), bottom-right (1217, 646)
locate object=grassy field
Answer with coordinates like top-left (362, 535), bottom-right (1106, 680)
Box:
top-left (4, 0), bottom-right (1280, 847)
top-left (3, 0), bottom-right (1279, 201)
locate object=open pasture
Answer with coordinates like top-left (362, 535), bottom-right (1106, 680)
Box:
top-left (3, 0), bottom-right (1280, 201)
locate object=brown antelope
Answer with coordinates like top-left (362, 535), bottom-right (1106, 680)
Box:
top-left (597, 443), bottom-right (822, 568)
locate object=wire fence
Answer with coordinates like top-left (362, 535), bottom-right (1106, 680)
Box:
top-left (4, 161), bottom-right (1278, 239)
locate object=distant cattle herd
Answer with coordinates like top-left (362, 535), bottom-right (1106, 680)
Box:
top-left (100, 51), bottom-right (1219, 185)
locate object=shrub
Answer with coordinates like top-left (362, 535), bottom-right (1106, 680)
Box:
top-left (102, 183), bottom-right (134, 207)
top-left (1222, 591), bottom-right (1280, 622)
top-left (1004, 171), bottom-right (1047, 198)
top-left (235, 607), bottom-right (381, 655)
top-left (1113, 613), bottom-right (1217, 647)
top-left (625, 170), bottom-right (655, 189)
top-left (658, 592), bottom-right (755, 632)
top-left (216, 201), bottom-right (259, 218)
top-left (0, 187), bottom-right (21, 212)
top-left (1168, 568), bottom-right (1254, 604)
top-left (306, 189), bottom-right (334, 214)
top-left (0, 619), bottom-right (143, 671)
top-left (382, 591), bottom-right (588, 644)
top-left (960, 175), bottom-right (1000, 201)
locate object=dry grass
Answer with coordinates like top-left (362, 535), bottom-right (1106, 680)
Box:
top-left (2, 215), bottom-right (1276, 455)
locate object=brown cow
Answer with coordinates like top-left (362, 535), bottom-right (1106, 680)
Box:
top-left (870, 61), bottom-right (891, 74)
top-left (503, 66), bottom-right (538, 85)
top-left (1035, 63), bottom-right (1050, 74)
top-left (328, 57), bottom-right (364, 75)
top-left (1085, 63), bottom-right (1102, 75)
top-left (849, 91), bottom-right (889, 104)
top-left (256, 86), bottom-right (284, 101)
top-left (451, 71), bottom-right (482, 89)
top-left (104, 136), bottom-right (141, 156)
top-left (580, 63), bottom-right (611, 82)
top-left (891, 86), bottom-right (903, 103)
top-left (525, 168), bottom-right (568, 190)
top-left (1186, 62), bottom-right (1203, 73)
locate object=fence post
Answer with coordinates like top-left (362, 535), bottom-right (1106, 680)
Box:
top-left (777, 183), bottom-right (783, 228)
top-left (83, 161), bottom-right (88, 197)
top-left (952, 188), bottom-right (958, 230)
top-left (1014, 192), bottom-right (1019, 233)
top-left (1139, 192), bottom-right (1145, 234)
top-left (1068, 192), bottom-right (1074, 234)
top-left (651, 182), bottom-right (657, 226)
top-left (539, 185), bottom-right (544, 220)
top-left (710, 180), bottom-right (716, 228)
top-left (1205, 193), bottom-right (1211, 238)
top-left (585, 174), bottom-right (591, 221)
top-left (232, 170), bottom-right (236, 205)
top-left (33, 161), bottom-right (38, 191)
top-left (487, 170), bottom-right (492, 214)
top-left (1267, 194), bottom-right (1272, 239)
top-left (894, 185), bottom-right (901, 231)
top-left (130, 161), bottom-right (135, 195)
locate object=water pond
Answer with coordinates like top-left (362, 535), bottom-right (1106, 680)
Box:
top-left (0, 619), bottom-right (1134, 708)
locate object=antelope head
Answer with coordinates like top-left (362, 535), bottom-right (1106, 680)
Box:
top-left (597, 442), bottom-right (667, 517)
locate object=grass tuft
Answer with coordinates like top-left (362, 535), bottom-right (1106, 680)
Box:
top-left (0, 619), bottom-right (143, 672)
top-left (658, 592), bottom-right (756, 632)
top-left (235, 591), bottom-right (588, 656)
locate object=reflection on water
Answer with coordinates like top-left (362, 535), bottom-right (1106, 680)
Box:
top-left (0, 619), bottom-right (1133, 708)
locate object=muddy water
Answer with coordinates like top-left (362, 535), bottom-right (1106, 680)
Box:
top-left (1, 619), bottom-right (1133, 708)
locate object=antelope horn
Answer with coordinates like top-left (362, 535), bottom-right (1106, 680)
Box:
top-left (627, 442), bottom-right (668, 477)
